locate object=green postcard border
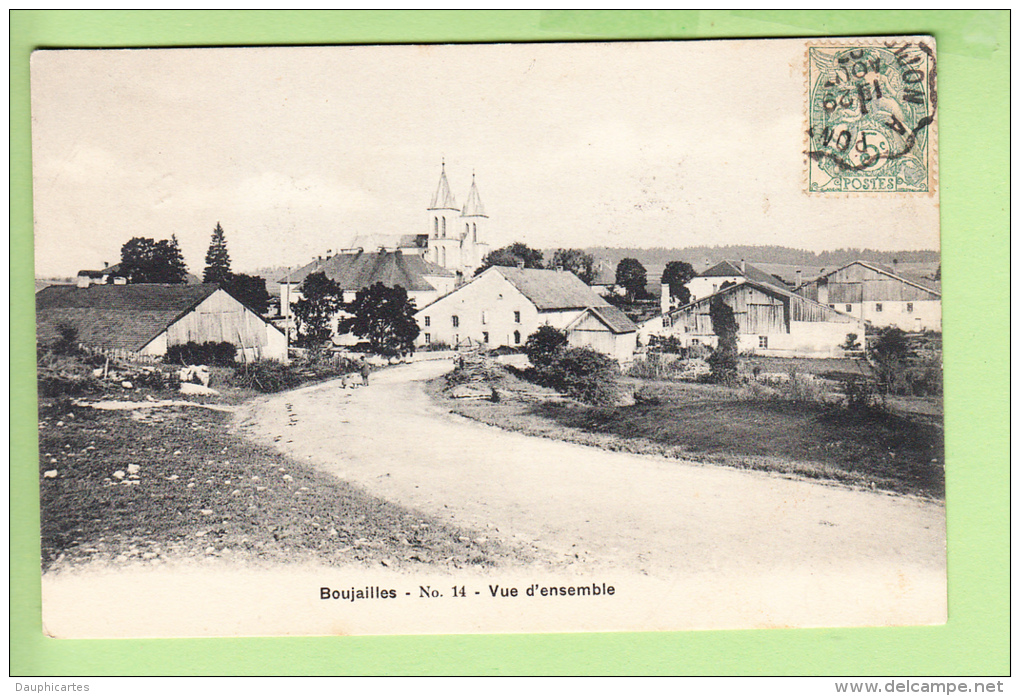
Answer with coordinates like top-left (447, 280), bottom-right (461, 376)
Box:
top-left (10, 10), bottom-right (1010, 676)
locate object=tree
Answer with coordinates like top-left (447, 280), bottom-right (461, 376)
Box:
top-left (869, 327), bottom-right (911, 397)
top-left (551, 249), bottom-right (597, 285)
top-left (225, 273), bottom-right (272, 315)
top-left (203, 222), bottom-right (232, 285)
top-left (707, 295), bottom-right (739, 383)
top-left (119, 236), bottom-right (188, 284)
top-left (475, 242), bottom-right (544, 275)
top-left (292, 272), bottom-right (342, 346)
top-left (661, 260), bottom-right (696, 305)
top-left (524, 325), bottom-right (569, 369)
top-left (338, 282), bottom-right (420, 356)
top-left (615, 258), bottom-right (647, 301)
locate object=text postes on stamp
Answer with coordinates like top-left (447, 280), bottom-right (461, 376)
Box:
top-left (807, 38), bottom-right (936, 194)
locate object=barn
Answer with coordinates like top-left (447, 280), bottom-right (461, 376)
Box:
top-left (658, 280), bottom-right (864, 358)
top-left (793, 261), bottom-right (941, 332)
top-left (36, 283), bottom-right (288, 362)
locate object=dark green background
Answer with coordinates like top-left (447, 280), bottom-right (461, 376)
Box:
top-left (10, 10), bottom-right (1010, 675)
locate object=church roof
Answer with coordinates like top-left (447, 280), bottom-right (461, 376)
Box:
top-left (461, 174), bottom-right (487, 217)
top-left (429, 164), bottom-right (459, 210)
top-left (279, 250), bottom-right (454, 292)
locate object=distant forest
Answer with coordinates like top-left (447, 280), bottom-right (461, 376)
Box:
top-left (577, 245), bottom-right (940, 268)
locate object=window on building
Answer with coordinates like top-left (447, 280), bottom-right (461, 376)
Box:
top-left (845, 304), bottom-right (853, 312)
top-left (481, 311), bottom-right (488, 324)
top-left (453, 334), bottom-right (459, 345)
top-left (692, 339), bottom-right (700, 345)
top-left (424, 333), bottom-right (431, 345)
top-left (482, 331), bottom-right (489, 344)
top-left (433, 217), bottom-right (438, 237)
top-left (441, 217), bottom-right (446, 237)
top-left (514, 310), bottom-right (521, 323)
top-left (906, 302), bottom-right (914, 313)
top-left (759, 336), bottom-right (768, 349)
top-left (829, 304), bottom-right (836, 309)
top-left (452, 315), bottom-right (459, 328)
top-left (513, 330), bottom-right (521, 344)
top-left (465, 223), bottom-right (469, 237)
top-left (875, 303), bottom-right (883, 312)
top-left (424, 316), bottom-right (431, 327)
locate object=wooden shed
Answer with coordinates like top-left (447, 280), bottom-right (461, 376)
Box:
top-left (565, 305), bottom-right (638, 364)
top-left (36, 283), bottom-right (287, 362)
top-left (660, 280), bottom-right (864, 358)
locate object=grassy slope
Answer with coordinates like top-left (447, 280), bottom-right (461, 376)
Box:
top-left (38, 397), bottom-right (523, 573)
top-left (430, 376), bottom-right (944, 499)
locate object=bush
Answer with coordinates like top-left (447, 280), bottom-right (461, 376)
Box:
top-left (165, 341), bottom-right (237, 367)
top-left (841, 375), bottom-right (880, 413)
top-left (524, 326), bottom-right (568, 369)
top-left (541, 346), bottom-right (620, 406)
top-left (230, 360), bottom-right (303, 393)
top-left (37, 350), bottom-right (98, 398)
top-left (647, 334), bottom-right (685, 355)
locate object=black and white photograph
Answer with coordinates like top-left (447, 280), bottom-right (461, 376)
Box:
top-left (32, 39), bottom-right (945, 637)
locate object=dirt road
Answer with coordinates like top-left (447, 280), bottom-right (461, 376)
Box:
top-left (42, 359), bottom-right (948, 637)
top-left (238, 360), bottom-right (946, 581)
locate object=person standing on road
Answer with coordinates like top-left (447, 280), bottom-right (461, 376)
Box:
top-left (360, 358), bottom-right (371, 386)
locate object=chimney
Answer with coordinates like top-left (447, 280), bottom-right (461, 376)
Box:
top-left (555, 265), bottom-right (564, 272)
top-left (740, 259), bottom-right (746, 274)
top-left (516, 259), bottom-right (525, 269)
top-left (704, 257), bottom-right (711, 269)
top-left (660, 283), bottom-right (671, 316)
top-left (795, 269), bottom-right (802, 287)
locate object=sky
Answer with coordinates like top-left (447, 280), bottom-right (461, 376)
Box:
top-left (30, 41), bottom-right (940, 278)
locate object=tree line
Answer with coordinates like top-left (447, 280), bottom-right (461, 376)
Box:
top-left (110, 223), bottom-right (271, 314)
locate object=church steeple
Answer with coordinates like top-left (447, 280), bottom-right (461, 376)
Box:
top-left (429, 160), bottom-right (459, 211)
top-left (461, 171), bottom-right (487, 218)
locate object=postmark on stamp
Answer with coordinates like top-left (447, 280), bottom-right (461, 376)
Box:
top-left (807, 38), bottom-right (937, 194)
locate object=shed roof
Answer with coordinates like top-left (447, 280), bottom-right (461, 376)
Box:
top-left (36, 283), bottom-right (222, 352)
top-left (279, 250), bottom-right (454, 291)
top-left (568, 305), bottom-right (638, 334)
top-left (493, 266), bottom-right (611, 311)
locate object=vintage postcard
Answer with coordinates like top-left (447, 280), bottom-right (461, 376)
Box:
top-left (31, 39), bottom-right (943, 638)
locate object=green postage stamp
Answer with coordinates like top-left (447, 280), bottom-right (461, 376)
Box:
top-left (807, 38), bottom-right (937, 194)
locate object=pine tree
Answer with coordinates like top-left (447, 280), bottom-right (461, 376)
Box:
top-left (203, 222), bottom-right (232, 285)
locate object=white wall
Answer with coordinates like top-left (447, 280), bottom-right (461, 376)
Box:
top-left (687, 275), bottom-right (743, 302)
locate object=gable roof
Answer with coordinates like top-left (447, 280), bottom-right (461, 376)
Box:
top-left (36, 284), bottom-right (223, 352)
top-left (804, 260), bottom-right (942, 297)
top-left (492, 266), bottom-right (611, 311)
top-left (567, 305), bottom-right (638, 334)
top-left (279, 250), bottom-right (454, 291)
top-left (699, 260), bottom-right (790, 290)
top-left (666, 278), bottom-right (853, 323)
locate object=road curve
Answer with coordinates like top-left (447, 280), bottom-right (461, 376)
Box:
top-left (238, 360), bottom-right (946, 582)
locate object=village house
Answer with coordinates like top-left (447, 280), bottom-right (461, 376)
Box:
top-left (683, 259), bottom-right (790, 304)
top-left (36, 283), bottom-right (288, 362)
top-left (652, 279), bottom-right (864, 358)
top-left (793, 260), bottom-right (942, 332)
top-left (415, 266), bottom-right (638, 363)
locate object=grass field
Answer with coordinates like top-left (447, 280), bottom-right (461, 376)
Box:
top-left (430, 374), bottom-right (944, 499)
top-left (38, 393), bottom-right (520, 573)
